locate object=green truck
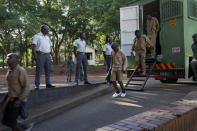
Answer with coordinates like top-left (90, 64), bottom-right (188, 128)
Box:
top-left (120, 0), bottom-right (197, 83)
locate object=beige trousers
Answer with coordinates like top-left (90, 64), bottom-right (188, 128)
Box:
top-left (135, 51), bottom-right (146, 72)
top-left (148, 33), bottom-right (157, 56)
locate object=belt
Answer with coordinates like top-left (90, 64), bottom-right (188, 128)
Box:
top-left (36, 51), bottom-right (50, 55)
top-left (106, 55), bottom-right (112, 57)
top-left (77, 52), bottom-right (85, 55)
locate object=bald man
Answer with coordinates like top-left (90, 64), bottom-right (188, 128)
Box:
top-left (32, 24), bottom-right (55, 90)
top-left (0, 53), bottom-right (33, 131)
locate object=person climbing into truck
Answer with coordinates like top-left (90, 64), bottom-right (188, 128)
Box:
top-left (191, 33), bottom-right (197, 82)
top-left (131, 30), bottom-right (152, 76)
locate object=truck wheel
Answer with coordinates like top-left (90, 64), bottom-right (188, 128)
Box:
top-left (160, 78), bottom-right (178, 83)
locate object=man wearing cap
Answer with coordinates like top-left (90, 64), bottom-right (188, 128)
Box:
top-left (32, 24), bottom-right (55, 90)
top-left (110, 42), bottom-right (127, 98)
top-left (191, 33), bottom-right (197, 82)
top-left (147, 15), bottom-right (159, 57)
top-left (0, 53), bottom-right (33, 131)
top-left (74, 32), bottom-right (90, 85)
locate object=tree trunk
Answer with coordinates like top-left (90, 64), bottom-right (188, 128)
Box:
top-left (2, 54), bottom-right (5, 68)
top-left (31, 55), bottom-right (34, 67)
top-left (26, 48), bottom-right (29, 67)
top-left (54, 51), bottom-right (59, 64)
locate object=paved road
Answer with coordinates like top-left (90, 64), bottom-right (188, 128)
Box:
top-left (32, 79), bottom-right (197, 131)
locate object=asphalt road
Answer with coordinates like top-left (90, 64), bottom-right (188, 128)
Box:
top-left (31, 79), bottom-right (197, 131)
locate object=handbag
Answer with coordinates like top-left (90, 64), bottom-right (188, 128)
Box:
top-left (20, 102), bottom-right (28, 119)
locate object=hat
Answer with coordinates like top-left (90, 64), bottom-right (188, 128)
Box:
top-left (41, 24), bottom-right (49, 30)
top-left (111, 42), bottom-right (119, 48)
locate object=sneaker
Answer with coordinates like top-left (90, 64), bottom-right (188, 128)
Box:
top-left (34, 86), bottom-right (39, 90)
top-left (142, 72), bottom-right (146, 76)
top-left (112, 92), bottom-right (121, 98)
top-left (121, 92), bottom-right (126, 97)
top-left (106, 82), bottom-right (111, 86)
top-left (138, 68), bottom-right (142, 72)
top-left (73, 82), bottom-right (78, 86)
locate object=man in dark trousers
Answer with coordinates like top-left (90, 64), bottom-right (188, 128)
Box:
top-left (74, 32), bottom-right (90, 85)
top-left (103, 36), bottom-right (113, 85)
top-left (0, 53), bottom-right (33, 131)
top-left (32, 24), bottom-right (55, 90)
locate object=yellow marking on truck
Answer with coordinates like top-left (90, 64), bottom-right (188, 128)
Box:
top-left (185, 53), bottom-right (193, 57)
top-left (167, 64), bottom-right (172, 69)
top-left (161, 64), bottom-right (166, 69)
top-left (155, 64), bottom-right (160, 70)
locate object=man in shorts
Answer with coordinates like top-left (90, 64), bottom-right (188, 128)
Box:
top-left (110, 42), bottom-right (127, 98)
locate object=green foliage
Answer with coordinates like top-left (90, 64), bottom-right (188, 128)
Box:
top-left (0, 0), bottom-right (130, 67)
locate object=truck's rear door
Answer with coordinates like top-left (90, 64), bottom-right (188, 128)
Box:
top-left (120, 6), bottom-right (139, 56)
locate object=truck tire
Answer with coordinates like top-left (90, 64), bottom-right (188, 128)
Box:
top-left (160, 78), bottom-right (178, 83)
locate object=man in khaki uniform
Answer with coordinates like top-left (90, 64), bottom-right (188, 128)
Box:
top-left (147, 15), bottom-right (159, 57)
top-left (132, 30), bottom-right (152, 76)
top-left (110, 42), bottom-right (127, 98)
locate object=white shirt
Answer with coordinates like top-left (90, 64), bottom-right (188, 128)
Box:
top-left (32, 32), bottom-right (52, 53)
top-left (74, 38), bottom-right (86, 53)
top-left (103, 43), bottom-right (112, 55)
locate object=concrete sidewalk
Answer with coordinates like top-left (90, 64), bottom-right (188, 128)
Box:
top-left (97, 91), bottom-right (197, 131)
top-left (0, 74), bottom-right (106, 93)
top-left (0, 83), bottom-right (112, 131)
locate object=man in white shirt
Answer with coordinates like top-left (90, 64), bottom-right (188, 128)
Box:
top-left (32, 24), bottom-right (55, 90)
top-left (74, 32), bottom-right (90, 85)
top-left (103, 36), bottom-right (113, 84)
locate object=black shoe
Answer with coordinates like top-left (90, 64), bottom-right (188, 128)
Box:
top-left (46, 85), bottom-right (56, 88)
top-left (84, 81), bottom-right (91, 85)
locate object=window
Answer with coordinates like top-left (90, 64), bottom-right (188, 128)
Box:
top-left (161, 0), bottom-right (183, 20)
top-left (85, 53), bottom-right (92, 60)
top-left (188, 0), bottom-right (197, 20)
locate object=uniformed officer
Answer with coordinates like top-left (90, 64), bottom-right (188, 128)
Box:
top-left (103, 36), bottom-right (113, 84)
top-left (132, 30), bottom-right (152, 76)
top-left (147, 15), bottom-right (159, 57)
top-left (32, 24), bottom-right (55, 90)
top-left (74, 32), bottom-right (90, 85)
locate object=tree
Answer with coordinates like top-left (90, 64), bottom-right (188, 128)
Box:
top-left (0, 0), bottom-right (130, 67)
